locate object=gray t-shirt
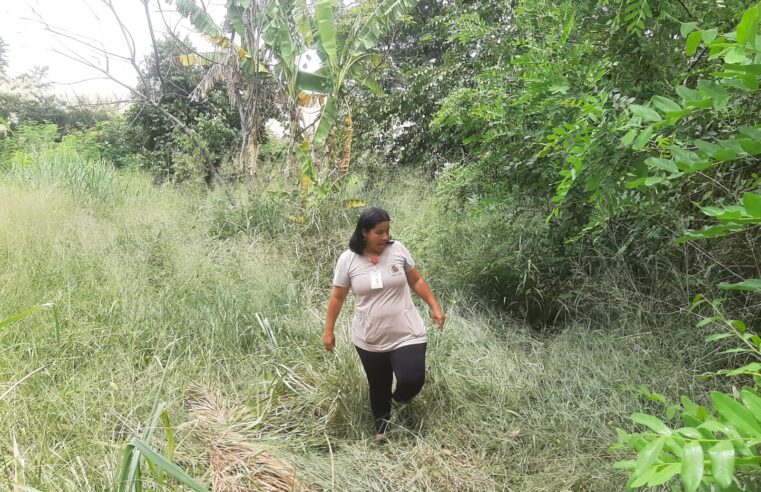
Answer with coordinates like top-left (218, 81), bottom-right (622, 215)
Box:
top-left (332, 241), bottom-right (427, 352)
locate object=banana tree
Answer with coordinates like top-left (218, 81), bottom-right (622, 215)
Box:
top-left (261, 0), bottom-right (330, 181)
top-left (175, 0), bottom-right (417, 195)
top-left (306, 0), bottom-right (416, 181)
top-left (175, 0), bottom-right (280, 187)
top-left (176, 0), bottom-right (330, 187)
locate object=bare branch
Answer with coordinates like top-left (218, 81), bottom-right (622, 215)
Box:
top-left (32, 11), bottom-right (132, 63)
top-left (101, 0), bottom-right (137, 62)
top-left (35, 0), bottom-right (218, 181)
top-left (63, 99), bottom-right (137, 109)
top-left (143, 0), bottom-right (165, 94)
top-left (54, 76), bottom-right (121, 86)
top-left (51, 47), bottom-right (142, 98)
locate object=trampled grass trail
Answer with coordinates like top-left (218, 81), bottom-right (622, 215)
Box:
top-left (0, 163), bottom-right (711, 490)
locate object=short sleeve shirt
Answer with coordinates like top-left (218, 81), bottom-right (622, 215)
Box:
top-left (333, 241), bottom-right (427, 352)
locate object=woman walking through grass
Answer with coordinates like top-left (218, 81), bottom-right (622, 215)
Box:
top-left (323, 207), bottom-right (445, 443)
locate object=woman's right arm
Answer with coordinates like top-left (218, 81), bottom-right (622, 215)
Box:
top-left (324, 285), bottom-right (350, 352)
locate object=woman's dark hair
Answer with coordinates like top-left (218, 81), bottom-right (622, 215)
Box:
top-left (349, 207), bottom-right (393, 254)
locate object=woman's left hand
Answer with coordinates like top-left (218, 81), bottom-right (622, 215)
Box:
top-left (431, 307), bottom-right (445, 331)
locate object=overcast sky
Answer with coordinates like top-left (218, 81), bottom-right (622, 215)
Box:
top-left (0, 0), bottom-right (225, 99)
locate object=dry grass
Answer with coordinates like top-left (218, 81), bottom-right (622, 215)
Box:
top-left (184, 384), bottom-right (317, 492)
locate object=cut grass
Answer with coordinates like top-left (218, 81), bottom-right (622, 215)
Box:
top-left (0, 158), bottom-right (717, 490)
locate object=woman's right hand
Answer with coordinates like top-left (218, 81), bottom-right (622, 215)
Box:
top-left (324, 286), bottom-right (349, 353)
top-left (323, 330), bottom-right (336, 352)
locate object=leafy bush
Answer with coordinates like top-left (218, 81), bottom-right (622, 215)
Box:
top-left (611, 5), bottom-right (761, 488)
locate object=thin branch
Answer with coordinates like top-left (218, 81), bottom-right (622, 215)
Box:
top-left (683, 46), bottom-right (709, 84)
top-left (101, 0), bottom-right (137, 61)
top-left (43, 6), bottom-right (216, 178)
top-left (55, 76), bottom-right (121, 85)
top-left (128, 104), bottom-right (147, 129)
top-left (63, 99), bottom-right (137, 109)
top-left (157, 2), bottom-right (219, 67)
top-left (675, 0), bottom-right (692, 18)
top-left (687, 46), bottom-right (708, 73)
top-left (143, 0), bottom-right (165, 95)
top-left (51, 47), bottom-right (143, 97)
top-left (33, 13), bottom-right (132, 63)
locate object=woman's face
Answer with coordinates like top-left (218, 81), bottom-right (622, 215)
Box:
top-left (363, 221), bottom-right (390, 255)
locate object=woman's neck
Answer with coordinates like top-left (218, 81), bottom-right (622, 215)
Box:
top-left (364, 247), bottom-right (383, 259)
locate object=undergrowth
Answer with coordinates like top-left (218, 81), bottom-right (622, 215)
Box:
top-left (0, 146), bottom-right (720, 490)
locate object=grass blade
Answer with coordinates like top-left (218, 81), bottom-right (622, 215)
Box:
top-left (116, 443), bottom-right (135, 492)
top-left (0, 305), bottom-right (44, 331)
top-left (130, 438), bottom-right (209, 492)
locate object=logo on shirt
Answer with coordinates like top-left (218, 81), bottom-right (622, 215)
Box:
top-left (387, 263), bottom-right (404, 277)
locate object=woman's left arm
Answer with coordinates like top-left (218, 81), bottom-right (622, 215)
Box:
top-left (406, 267), bottom-right (445, 330)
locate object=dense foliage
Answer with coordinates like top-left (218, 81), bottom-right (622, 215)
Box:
top-left (123, 38), bottom-right (243, 181)
top-left (349, 0), bottom-right (761, 324)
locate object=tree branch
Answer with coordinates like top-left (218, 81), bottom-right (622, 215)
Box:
top-left (143, 0), bottom-right (165, 95)
top-left (37, 0), bottom-right (218, 182)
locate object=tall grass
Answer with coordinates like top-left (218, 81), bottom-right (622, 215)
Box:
top-left (0, 145), bottom-right (719, 490)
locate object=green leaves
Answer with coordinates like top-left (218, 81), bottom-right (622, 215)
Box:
top-left (681, 442), bottom-right (704, 491)
top-left (631, 413), bottom-right (672, 435)
top-left (736, 4), bottom-right (760, 48)
top-left (622, 271), bottom-right (761, 492)
top-left (295, 71), bottom-right (331, 93)
top-left (679, 192), bottom-right (761, 242)
top-left (686, 31), bottom-right (702, 56)
top-left (621, 129), bottom-right (637, 146)
top-left (711, 392), bottom-right (761, 438)
top-left (117, 439), bottom-right (208, 492)
top-left (719, 279), bottom-right (761, 292)
top-left (312, 96), bottom-right (337, 148)
top-left (351, 0), bottom-right (418, 57)
top-left (264, 0), bottom-right (296, 71)
top-left (632, 126), bottom-right (653, 150)
top-left (741, 390), bottom-right (761, 425)
top-left (292, 0), bottom-right (313, 45)
top-left (622, 388), bottom-right (761, 490)
top-left (742, 192), bottom-right (761, 217)
top-left (315, 0), bottom-right (338, 67)
top-left (175, 0), bottom-right (223, 38)
top-left (622, 0), bottom-right (653, 36)
top-left (708, 441), bottom-right (735, 488)
top-left (1, 306), bottom-right (42, 331)
top-left (629, 104), bottom-right (661, 122)
top-left (680, 22), bottom-right (697, 38)
top-left (632, 436), bottom-right (666, 479)
top-left (702, 29), bottom-right (718, 44)
top-left (650, 96), bottom-right (681, 114)
top-left (647, 463), bottom-right (680, 486)
top-left (645, 157), bottom-right (678, 174)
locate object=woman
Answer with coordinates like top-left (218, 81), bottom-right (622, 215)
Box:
top-left (323, 207), bottom-right (445, 443)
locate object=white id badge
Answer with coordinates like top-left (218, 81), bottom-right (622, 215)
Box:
top-left (369, 269), bottom-right (383, 289)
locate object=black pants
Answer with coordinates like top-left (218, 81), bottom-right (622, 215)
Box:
top-left (355, 342), bottom-right (427, 434)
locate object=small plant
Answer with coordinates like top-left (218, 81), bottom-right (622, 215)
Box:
top-left (115, 402), bottom-right (209, 492)
top-left (614, 298), bottom-right (761, 489)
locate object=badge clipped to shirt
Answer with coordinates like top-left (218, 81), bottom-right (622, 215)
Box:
top-left (369, 268), bottom-right (384, 289)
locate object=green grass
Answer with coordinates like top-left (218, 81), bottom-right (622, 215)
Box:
top-left (0, 149), bottom-right (717, 490)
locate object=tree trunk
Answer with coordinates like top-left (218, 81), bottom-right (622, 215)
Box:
top-left (323, 129), bottom-right (335, 179)
top-left (286, 103), bottom-right (298, 179)
top-left (240, 128), bottom-right (258, 190)
top-left (340, 113), bottom-right (353, 175)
